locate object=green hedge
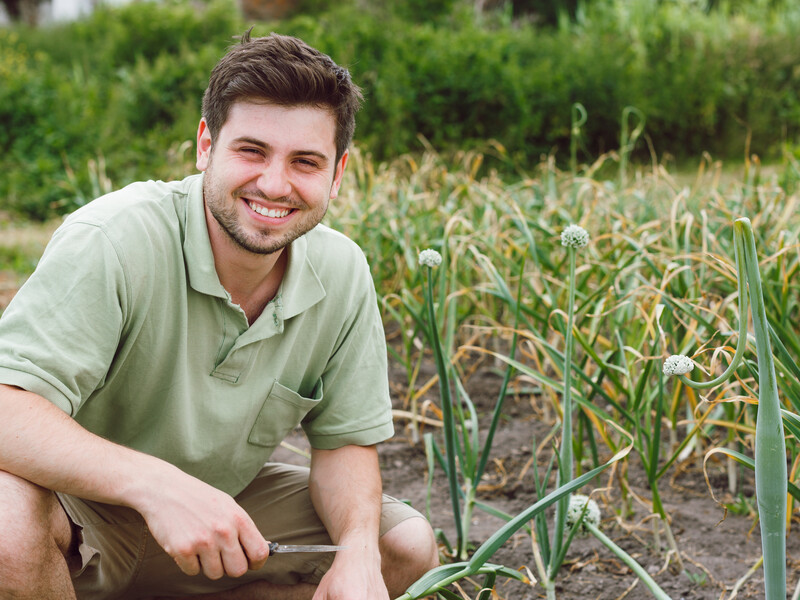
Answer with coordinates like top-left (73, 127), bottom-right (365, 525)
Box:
top-left (1, 0), bottom-right (799, 218)
top-left (0, 0), bottom-right (240, 219)
top-left (284, 2), bottom-right (800, 163)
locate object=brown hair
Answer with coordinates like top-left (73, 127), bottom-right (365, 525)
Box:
top-left (202, 30), bottom-right (363, 162)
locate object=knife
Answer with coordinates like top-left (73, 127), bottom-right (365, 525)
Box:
top-left (268, 541), bottom-right (347, 554)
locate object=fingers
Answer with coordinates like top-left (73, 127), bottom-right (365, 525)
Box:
top-left (173, 552), bottom-right (201, 577)
top-left (219, 542), bottom-right (250, 579)
top-left (240, 524), bottom-right (271, 571)
top-left (173, 546), bottom-right (248, 580)
top-left (149, 483), bottom-right (270, 581)
top-left (169, 521), bottom-right (268, 579)
top-left (199, 550), bottom-right (226, 580)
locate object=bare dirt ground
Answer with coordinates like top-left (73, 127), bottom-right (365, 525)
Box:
top-left (278, 358), bottom-right (800, 600)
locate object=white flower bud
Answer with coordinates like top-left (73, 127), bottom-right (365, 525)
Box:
top-left (561, 224), bottom-right (590, 249)
top-left (663, 354), bottom-right (694, 376)
top-left (418, 249), bottom-right (442, 268)
top-left (566, 494), bottom-right (601, 533)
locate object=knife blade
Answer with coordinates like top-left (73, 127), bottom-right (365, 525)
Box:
top-left (268, 542), bottom-right (347, 554)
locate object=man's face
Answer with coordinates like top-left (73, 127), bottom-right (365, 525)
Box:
top-left (196, 101), bottom-right (347, 256)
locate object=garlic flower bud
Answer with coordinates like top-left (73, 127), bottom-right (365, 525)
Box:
top-left (663, 354), bottom-right (694, 376)
top-left (418, 249), bottom-right (442, 268)
top-left (565, 494), bottom-right (601, 534)
top-left (561, 224), bottom-right (590, 249)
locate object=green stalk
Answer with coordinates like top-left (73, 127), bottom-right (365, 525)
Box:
top-left (475, 258), bottom-right (525, 482)
top-left (549, 245), bottom-right (578, 581)
top-left (460, 479), bottom-right (476, 562)
top-left (671, 219), bottom-right (788, 598)
top-left (585, 522), bottom-right (672, 600)
top-left (678, 227), bottom-right (749, 390)
top-left (619, 105), bottom-right (645, 189)
top-left (570, 102), bottom-right (587, 177)
top-left (423, 264), bottom-right (464, 558)
top-left (736, 218), bottom-right (787, 600)
top-left (648, 355), bottom-right (684, 570)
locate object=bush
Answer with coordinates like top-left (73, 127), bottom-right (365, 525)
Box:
top-left (0, 0), bottom-right (241, 218)
top-left (278, 1), bottom-right (800, 164)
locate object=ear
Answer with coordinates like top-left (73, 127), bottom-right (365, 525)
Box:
top-left (329, 150), bottom-right (349, 200)
top-left (196, 118), bottom-right (212, 171)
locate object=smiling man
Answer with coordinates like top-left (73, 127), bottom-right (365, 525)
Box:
top-left (0, 31), bottom-right (438, 600)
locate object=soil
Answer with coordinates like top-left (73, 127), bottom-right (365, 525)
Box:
top-left (275, 358), bottom-right (800, 600)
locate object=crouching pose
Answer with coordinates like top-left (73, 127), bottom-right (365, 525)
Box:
top-left (0, 30), bottom-right (438, 600)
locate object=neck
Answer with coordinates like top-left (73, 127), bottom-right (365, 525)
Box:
top-left (206, 210), bottom-right (288, 324)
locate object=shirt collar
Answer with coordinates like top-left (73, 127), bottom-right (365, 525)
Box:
top-left (182, 173), bottom-right (326, 318)
top-left (279, 233), bottom-right (325, 319)
top-left (183, 174), bottom-right (226, 298)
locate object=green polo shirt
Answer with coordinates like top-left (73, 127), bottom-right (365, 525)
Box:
top-left (0, 174), bottom-right (393, 496)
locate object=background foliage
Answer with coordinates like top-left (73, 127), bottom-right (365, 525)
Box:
top-left (1, 0), bottom-right (800, 218)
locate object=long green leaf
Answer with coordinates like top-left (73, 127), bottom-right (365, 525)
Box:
top-left (397, 562), bottom-right (527, 600)
top-left (737, 218), bottom-right (787, 600)
top-left (423, 265), bottom-right (464, 557)
top-left (476, 255), bottom-right (526, 482)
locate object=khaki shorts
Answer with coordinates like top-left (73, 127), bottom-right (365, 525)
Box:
top-left (57, 463), bottom-right (423, 600)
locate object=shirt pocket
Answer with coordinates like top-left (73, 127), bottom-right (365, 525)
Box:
top-left (247, 379), bottom-right (323, 447)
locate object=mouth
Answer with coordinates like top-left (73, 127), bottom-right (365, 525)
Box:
top-left (246, 201), bottom-right (294, 219)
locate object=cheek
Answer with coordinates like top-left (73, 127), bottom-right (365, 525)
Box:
top-left (212, 161), bottom-right (261, 191)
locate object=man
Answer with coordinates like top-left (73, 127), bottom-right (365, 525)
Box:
top-left (0, 31), bottom-right (438, 599)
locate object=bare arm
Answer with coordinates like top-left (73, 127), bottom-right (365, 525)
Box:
top-left (308, 444), bottom-right (389, 600)
top-left (0, 384), bottom-right (270, 579)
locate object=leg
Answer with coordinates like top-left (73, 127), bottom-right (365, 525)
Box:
top-left (380, 516), bottom-right (439, 598)
top-left (0, 469), bottom-right (77, 599)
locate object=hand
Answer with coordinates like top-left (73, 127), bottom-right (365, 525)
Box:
top-left (136, 471), bottom-right (271, 580)
top-left (311, 549), bottom-right (389, 600)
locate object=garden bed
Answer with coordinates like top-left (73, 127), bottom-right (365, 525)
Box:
top-left (276, 359), bottom-right (800, 600)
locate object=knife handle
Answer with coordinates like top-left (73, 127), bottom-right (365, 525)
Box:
top-left (268, 541), bottom-right (279, 555)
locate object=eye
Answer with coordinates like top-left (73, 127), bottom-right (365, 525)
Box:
top-left (240, 147), bottom-right (264, 157)
top-left (295, 156), bottom-right (325, 169)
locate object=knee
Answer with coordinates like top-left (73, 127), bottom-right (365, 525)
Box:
top-left (380, 516), bottom-right (439, 586)
top-left (0, 470), bottom-right (71, 575)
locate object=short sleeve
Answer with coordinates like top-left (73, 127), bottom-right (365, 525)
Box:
top-left (301, 256), bottom-right (393, 448)
top-left (0, 223), bottom-right (127, 415)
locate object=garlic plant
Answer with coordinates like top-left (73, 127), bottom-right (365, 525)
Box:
top-left (548, 224), bottom-right (591, 598)
top-left (664, 218), bottom-right (787, 600)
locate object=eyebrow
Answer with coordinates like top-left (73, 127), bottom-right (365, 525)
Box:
top-left (232, 136), bottom-right (331, 162)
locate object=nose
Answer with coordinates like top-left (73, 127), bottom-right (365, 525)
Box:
top-left (256, 160), bottom-right (292, 200)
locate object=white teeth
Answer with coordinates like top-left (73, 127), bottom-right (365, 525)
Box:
top-left (248, 202), bottom-right (291, 218)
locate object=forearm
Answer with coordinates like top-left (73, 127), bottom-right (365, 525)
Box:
top-left (308, 444), bottom-right (389, 599)
top-left (0, 384), bottom-right (178, 511)
top-left (309, 445), bottom-right (383, 549)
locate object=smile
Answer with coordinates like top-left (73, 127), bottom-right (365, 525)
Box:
top-left (248, 202), bottom-right (292, 218)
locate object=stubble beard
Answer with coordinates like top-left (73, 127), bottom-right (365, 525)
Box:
top-left (202, 168), bottom-right (327, 256)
